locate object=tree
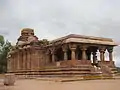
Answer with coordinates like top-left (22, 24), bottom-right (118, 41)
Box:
top-left (39, 39), bottom-right (50, 46)
top-left (0, 35), bottom-right (11, 73)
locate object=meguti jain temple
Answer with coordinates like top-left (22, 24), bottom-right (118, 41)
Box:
top-left (7, 28), bottom-right (118, 78)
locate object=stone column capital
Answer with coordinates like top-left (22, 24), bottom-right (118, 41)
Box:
top-left (69, 43), bottom-right (77, 50)
top-left (99, 46), bottom-right (106, 62)
top-left (80, 45), bottom-right (88, 51)
top-left (68, 43), bottom-right (77, 60)
top-left (80, 45), bottom-right (88, 60)
top-left (99, 46), bottom-right (106, 53)
top-left (49, 47), bottom-right (56, 54)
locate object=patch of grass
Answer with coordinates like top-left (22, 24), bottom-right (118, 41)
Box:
top-left (83, 75), bottom-right (113, 80)
top-left (83, 75), bottom-right (102, 80)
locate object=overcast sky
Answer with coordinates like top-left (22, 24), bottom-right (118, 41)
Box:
top-left (0, 0), bottom-right (120, 66)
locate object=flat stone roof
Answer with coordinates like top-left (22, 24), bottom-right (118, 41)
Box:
top-left (50, 34), bottom-right (117, 46)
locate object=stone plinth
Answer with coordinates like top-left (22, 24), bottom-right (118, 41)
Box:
top-left (98, 61), bottom-right (115, 68)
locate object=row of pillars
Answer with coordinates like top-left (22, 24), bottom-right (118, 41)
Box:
top-left (8, 48), bottom-right (41, 72)
top-left (48, 44), bottom-right (113, 63)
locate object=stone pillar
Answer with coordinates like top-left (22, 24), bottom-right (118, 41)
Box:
top-left (69, 44), bottom-right (77, 60)
top-left (22, 49), bottom-right (26, 70)
top-left (64, 51), bottom-right (68, 61)
top-left (50, 48), bottom-right (56, 63)
top-left (15, 51), bottom-right (19, 72)
top-left (7, 57), bottom-right (11, 72)
top-left (81, 46), bottom-right (87, 60)
top-left (17, 51), bottom-right (20, 71)
top-left (92, 52), bottom-right (97, 64)
top-left (31, 48), bottom-right (40, 70)
top-left (10, 55), bottom-right (13, 72)
top-left (52, 53), bottom-right (55, 62)
top-left (107, 47), bottom-right (113, 62)
top-left (36, 50), bottom-right (40, 69)
top-left (15, 52), bottom-right (17, 72)
top-left (19, 49), bottom-right (23, 70)
top-left (10, 57), bottom-right (12, 72)
top-left (71, 48), bottom-right (76, 60)
top-left (12, 53), bottom-right (15, 72)
top-left (62, 45), bottom-right (68, 61)
top-left (30, 48), bottom-right (33, 70)
top-left (99, 46), bottom-right (106, 62)
top-left (45, 50), bottom-right (50, 64)
top-left (26, 48), bottom-right (31, 70)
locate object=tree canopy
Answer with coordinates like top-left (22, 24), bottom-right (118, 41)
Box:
top-left (0, 35), bottom-right (11, 73)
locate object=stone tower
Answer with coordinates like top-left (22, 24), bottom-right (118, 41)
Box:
top-left (17, 28), bottom-right (38, 46)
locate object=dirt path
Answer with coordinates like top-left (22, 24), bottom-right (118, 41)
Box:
top-left (0, 79), bottom-right (119, 90)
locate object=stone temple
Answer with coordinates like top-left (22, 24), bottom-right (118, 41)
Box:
top-left (7, 28), bottom-right (117, 78)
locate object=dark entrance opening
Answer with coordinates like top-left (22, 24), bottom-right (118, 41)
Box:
top-left (67, 48), bottom-right (71, 60)
top-left (56, 48), bottom-right (64, 61)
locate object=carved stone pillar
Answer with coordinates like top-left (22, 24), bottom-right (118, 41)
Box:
top-left (69, 44), bottom-right (77, 60)
top-left (19, 49), bottom-right (23, 70)
top-left (12, 53), bottom-right (15, 72)
top-left (92, 52), bottom-right (97, 64)
top-left (99, 46), bottom-right (106, 62)
top-left (31, 48), bottom-right (40, 70)
top-left (15, 51), bottom-right (18, 71)
top-left (17, 51), bottom-right (20, 70)
top-left (81, 46), bottom-right (87, 60)
top-left (7, 55), bottom-right (11, 72)
top-left (30, 48), bottom-right (33, 70)
top-left (13, 53), bottom-right (16, 72)
top-left (11, 54), bottom-right (13, 72)
top-left (35, 50), bottom-right (40, 70)
top-left (26, 48), bottom-right (31, 70)
top-left (71, 48), bottom-right (76, 60)
top-left (62, 45), bottom-right (68, 61)
top-left (52, 53), bottom-right (55, 62)
top-left (46, 50), bottom-right (51, 64)
top-left (7, 58), bottom-right (10, 72)
top-left (107, 47), bottom-right (113, 62)
top-left (50, 48), bottom-right (56, 63)
top-left (22, 49), bottom-right (26, 70)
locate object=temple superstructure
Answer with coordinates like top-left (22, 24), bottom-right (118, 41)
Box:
top-left (7, 28), bottom-right (117, 78)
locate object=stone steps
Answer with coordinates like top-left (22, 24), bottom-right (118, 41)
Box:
top-left (14, 70), bottom-right (102, 79)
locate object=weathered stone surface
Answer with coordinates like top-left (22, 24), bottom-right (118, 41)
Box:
top-left (4, 74), bottom-right (15, 86)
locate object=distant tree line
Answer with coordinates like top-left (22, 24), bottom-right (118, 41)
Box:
top-left (0, 35), bottom-right (11, 73)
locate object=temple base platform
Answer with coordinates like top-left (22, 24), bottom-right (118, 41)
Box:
top-left (7, 65), bottom-right (116, 80)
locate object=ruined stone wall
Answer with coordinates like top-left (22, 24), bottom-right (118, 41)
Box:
top-left (7, 46), bottom-right (47, 72)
